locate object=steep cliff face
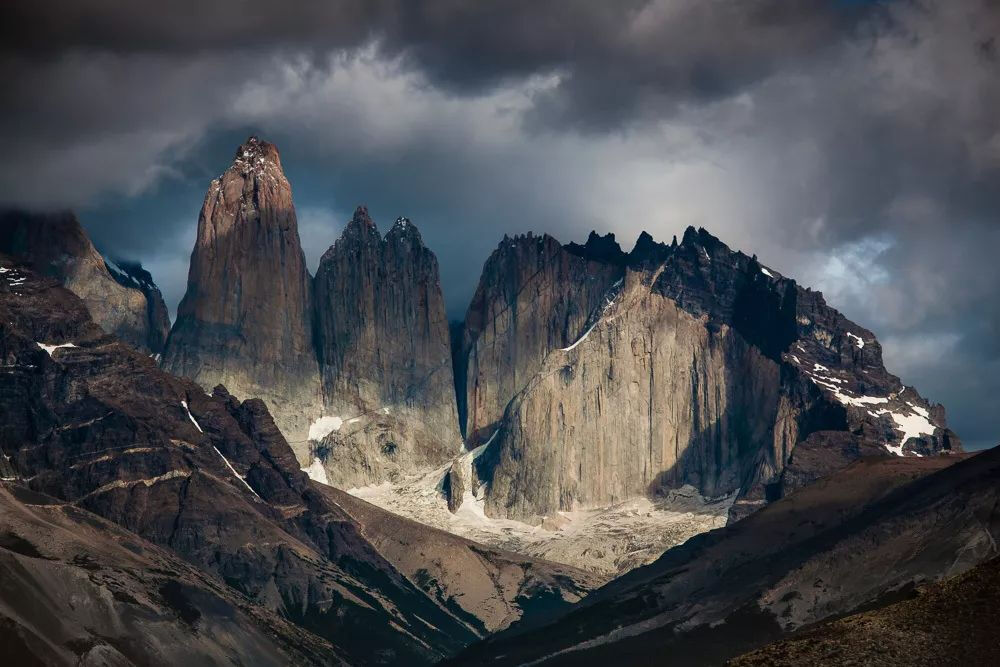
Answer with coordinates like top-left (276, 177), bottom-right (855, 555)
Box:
top-left (162, 137), bottom-right (321, 452)
top-left (310, 208), bottom-right (461, 488)
top-left (484, 269), bottom-right (783, 522)
top-left (460, 233), bottom-right (625, 445)
top-left (454, 227), bottom-right (959, 523)
top-left (0, 210), bottom-right (170, 354)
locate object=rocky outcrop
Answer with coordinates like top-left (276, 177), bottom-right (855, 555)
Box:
top-left (0, 209), bottom-right (170, 354)
top-left (310, 208), bottom-right (461, 488)
top-left (459, 233), bottom-right (625, 445)
top-left (0, 254), bottom-right (593, 663)
top-left (451, 448), bottom-right (999, 666)
top-left (162, 137), bottom-right (321, 452)
top-left (452, 227), bottom-right (959, 523)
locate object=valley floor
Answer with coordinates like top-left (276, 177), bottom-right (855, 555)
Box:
top-left (346, 464), bottom-right (733, 580)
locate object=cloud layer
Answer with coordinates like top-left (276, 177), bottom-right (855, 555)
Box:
top-left (2, 0), bottom-right (998, 448)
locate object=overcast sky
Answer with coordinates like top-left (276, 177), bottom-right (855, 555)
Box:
top-left (2, 0), bottom-right (998, 449)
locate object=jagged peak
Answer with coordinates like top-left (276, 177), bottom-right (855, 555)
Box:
top-left (385, 216), bottom-right (424, 245)
top-left (347, 205), bottom-right (377, 230)
top-left (234, 135), bottom-right (279, 162)
top-left (319, 206), bottom-right (383, 264)
top-left (335, 205), bottom-right (381, 243)
top-left (627, 230), bottom-right (671, 266)
top-left (495, 231), bottom-right (554, 250)
top-left (564, 230), bottom-right (627, 265)
top-left (228, 135), bottom-right (283, 179)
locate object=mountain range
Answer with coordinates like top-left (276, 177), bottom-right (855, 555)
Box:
top-left (0, 135), bottom-right (991, 666)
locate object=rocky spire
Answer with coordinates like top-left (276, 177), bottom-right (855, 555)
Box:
top-left (310, 208), bottom-right (461, 487)
top-left (162, 136), bottom-right (321, 452)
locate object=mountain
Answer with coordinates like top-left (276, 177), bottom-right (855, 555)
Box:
top-left (310, 208), bottom-right (462, 488)
top-left (729, 556), bottom-right (1000, 667)
top-left (162, 136), bottom-right (321, 451)
top-left (0, 253), bottom-right (590, 664)
top-left (450, 227), bottom-right (959, 523)
top-left (448, 447), bottom-right (999, 665)
top-left (0, 210), bottom-right (170, 354)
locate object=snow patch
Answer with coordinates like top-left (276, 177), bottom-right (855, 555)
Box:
top-left (560, 321), bottom-right (599, 352)
top-left (302, 457), bottom-right (330, 486)
top-left (213, 446), bottom-right (261, 500)
top-left (833, 392), bottom-right (889, 408)
top-left (561, 286), bottom-right (621, 352)
top-left (180, 400), bottom-right (203, 433)
top-left (886, 410), bottom-right (935, 455)
top-left (308, 416), bottom-right (343, 441)
top-left (37, 342), bottom-right (77, 357)
top-left (760, 267), bottom-right (775, 278)
top-left (846, 332), bottom-right (866, 349)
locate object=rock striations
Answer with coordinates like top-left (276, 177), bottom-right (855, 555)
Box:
top-left (0, 210), bottom-right (170, 354)
top-left (451, 227), bottom-right (960, 523)
top-left (162, 136), bottom-right (321, 451)
top-left (310, 207), bottom-right (462, 488)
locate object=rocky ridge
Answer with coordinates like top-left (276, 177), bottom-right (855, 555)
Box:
top-left (450, 227), bottom-right (960, 523)
top-left (0, 210), bottom-right (170, 354)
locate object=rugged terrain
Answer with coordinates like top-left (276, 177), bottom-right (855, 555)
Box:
top-left (729, 556), bottom-right (1000, 667)
top-left (0, 483), bottom-right (342, 667)
top-left (0, 254), bottom-right (591, 664)
top-left (0, 210), bottom-right (170, 354)
top-left (162, 136), bottom-right (322, 449)
top-left (450, 227), bottom-right (960, 523)
top-left (310, 207), bottom-right (462, 488)
top-left (450, 448), bottom-right (998, 665)
top-left (348, 467), bottom-right (732, 580)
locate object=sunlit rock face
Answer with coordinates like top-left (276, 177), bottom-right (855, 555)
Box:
top-left (0, 209), bottom-right (170, 354)
top-left (459, 232), bottom-right (625, 446)
top-left (310, 207), bottom-right (462, 488)
top-left (453, 227), bottom-right (960, 523)
top-left (162, 136), bottom-right (321, 452)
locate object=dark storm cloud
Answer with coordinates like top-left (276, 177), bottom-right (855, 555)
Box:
top-left (1, 0), bottom-right (998, 449)
top-left (5, 0), bottom-right (878, 126)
